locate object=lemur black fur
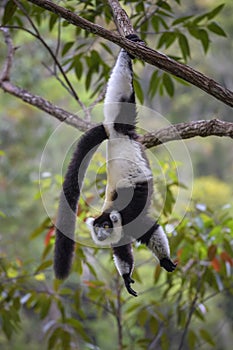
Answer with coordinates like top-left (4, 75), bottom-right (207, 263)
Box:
top-left (54, 34), bottom-right (176, 296)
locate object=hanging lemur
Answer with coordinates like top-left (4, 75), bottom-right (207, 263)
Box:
top-left (54, 34), bottom-right (176, 297)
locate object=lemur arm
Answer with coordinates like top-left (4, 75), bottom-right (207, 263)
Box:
top-left (54, 124), bottom-right (108, 279)
top-left (112, 244), bottom-right (137, 297)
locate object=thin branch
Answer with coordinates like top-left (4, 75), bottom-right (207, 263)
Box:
top-left (0, 80), bottom-right (92, 131)
top-left (0, 27), bottom-right (14, 81)
top-left (89, 84), bottom-right (107, 112)
top-left (115, 275), bottom-right (123, 350)
top-left (27, 0), bottom-right (233, 108)
top-left (54, 16), bottom-right (61, 74)
top-left (177, 270), bottom-right (204, 350)
top-left (107, 0), bottom-right (134, 36)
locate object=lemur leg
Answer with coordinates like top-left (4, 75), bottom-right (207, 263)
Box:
top-left (112, 243), bottom-right (137, 297)
top-left (138, 220), bottom-right (177, 272)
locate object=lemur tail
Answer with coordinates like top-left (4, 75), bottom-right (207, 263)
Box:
top-left (54, 124), bottom-right (108, 279)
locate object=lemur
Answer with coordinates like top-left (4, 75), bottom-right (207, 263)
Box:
top-left (54, 34), bottom-right (176, 297)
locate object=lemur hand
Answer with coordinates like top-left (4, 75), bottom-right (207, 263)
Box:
top-left (123, 274), bottom-right (138, 297)
top-left (125, 34), bottom-right (145, 60)
top-left (160, 258), bottom-right (177, 272)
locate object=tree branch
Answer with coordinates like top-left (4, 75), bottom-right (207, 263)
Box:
top-left (27, 0), bottom-right (233, 108)
top-left (0, 80), bottom-right (93, 131)
top-left (0, 27), bottom-right (14, 81)
top-left (140, 119), bottom-right (233, 148)
top-left (107, 0), bottom-right (134, 36)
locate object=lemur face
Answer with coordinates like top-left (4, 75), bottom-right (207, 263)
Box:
top-left (93, 217), bottom-right (113, 241)
top-left (86, 210), bottom-right (122, 245)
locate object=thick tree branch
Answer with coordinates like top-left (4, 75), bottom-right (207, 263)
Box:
top-left (27, 0), bottom-right (233, 108)
top-left (140, 119), bottom-right (233, 148)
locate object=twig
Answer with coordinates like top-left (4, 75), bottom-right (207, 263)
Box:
top-left (116, 275), bottom-right (123, 350)
top-left (54, 17), bottom-right (61, 75)
top-left (177, 270), bottom-right (204, 350)
top-left (0, 27), bottom-right (14, 81)
top-left (89, 84), bottom-right (107, 111)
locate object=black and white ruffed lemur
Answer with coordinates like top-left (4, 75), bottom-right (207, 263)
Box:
top-left (54, 34), bottom-right (176, 297)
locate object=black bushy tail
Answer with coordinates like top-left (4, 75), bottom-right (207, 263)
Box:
top-left (54, 124), bottom-right (108, 279)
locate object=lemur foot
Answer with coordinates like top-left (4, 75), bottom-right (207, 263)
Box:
top-left (123, 274), bottom-right (138, 297)
top-left (160, 258), bottom-right (177, 272)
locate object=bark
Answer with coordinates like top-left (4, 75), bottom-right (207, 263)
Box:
top-left (140, 119), bottom-right (233, 148)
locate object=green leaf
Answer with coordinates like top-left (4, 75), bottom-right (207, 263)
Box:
top-left (62, 41), bottom-right (74, 56)
top-left (178, 33), bottom-right (190, 60)
top-left (85, 70), bottom-right (92, 91)
top-left (158, 32), bottom-right (177, 49)
top-left (198, 29), bottom-right (210, 53)
top-left (2, 0), bottom-right (17, 25)
top-left (207, 22), bottom-right (227, 37)
top-left (188, 27), bottom-right (210, 53)
top-left (74, 58), bottom-right (83, 80)
top-left (207, 4), bottom-right (225, 20)
top-left (193, 13), bottom-right (208, 25)
top-left (199, 329), bottom-right (215, 346)
top-left (100, 42), bottom-right (113, 55)
top-left (172, 15), bottom-right (193, 26)
top-left (49, 13), bottom-right (58, 31)
top-left (30, 217), bottom-right (52, 239)
top-left (151, 16), bottom-right (160, 32)
top-left (34, 260), bottom-right (53, 274)
top-left (162, 73), bottom-right (174, 97)
top-left (134, 79), bottom-right (144, 104)
top-left (149, 70), bottom-right (160, 98)
top-left (40, 297), bottom-right (52, 319)
top-left (188, 330), bottom-right (198, 349)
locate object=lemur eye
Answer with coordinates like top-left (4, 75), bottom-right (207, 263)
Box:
top-left (103, 222), bottom-right (110, 229)
top-left (111, 215), bottom-right (118, 223)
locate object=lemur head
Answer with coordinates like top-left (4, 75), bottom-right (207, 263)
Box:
top-left (86, 210), bottom-right (122, 246)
